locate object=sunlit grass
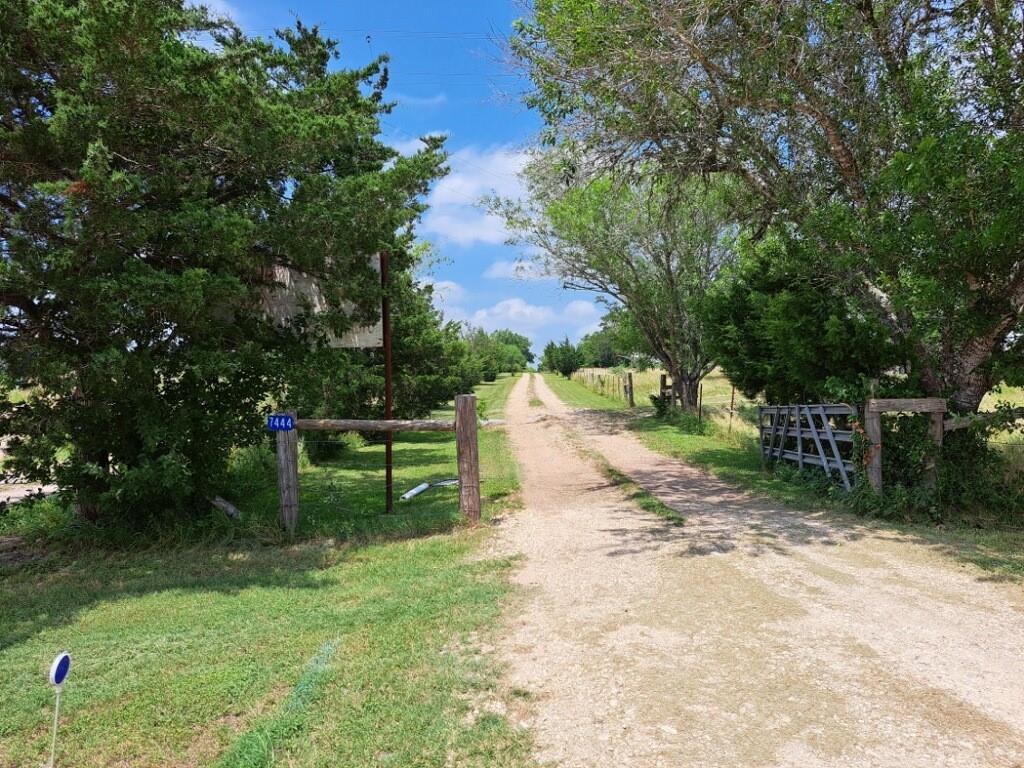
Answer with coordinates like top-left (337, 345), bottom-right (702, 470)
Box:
top-left (540, 372), bottom-right (622, 410)
top-left (0, 378), bottom-right (531, 767)
top-left (572, 367), bottom-right (753, 409)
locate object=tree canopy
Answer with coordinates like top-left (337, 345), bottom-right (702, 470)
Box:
top-left (496, 151), bottom-right (738, 407)
top-left (578, 307), bottom-right (651, 369)
top-left (513, 0), bottom-right (1024, 412)
top-left (0, 0), bottom-right (444, 521)
top-left (540, 337), bottom-right (583, 378)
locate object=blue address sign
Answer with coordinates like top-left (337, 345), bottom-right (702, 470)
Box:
top-left (267, 414), bottom-right (295, 432)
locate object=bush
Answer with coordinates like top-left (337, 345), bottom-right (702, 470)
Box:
top-left (302, 432), bottom-right (367, 465)
top-left (224, 442), bottom-right (277, 496)
top-left (843, 416), bottom-right (1024, 523)
top-left (650, 393), bottom-right (671, 418)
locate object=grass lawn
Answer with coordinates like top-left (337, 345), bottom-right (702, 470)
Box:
top-left (550, 374), bottom-right (1024, 579)
top-left (540, 372), bottom-right (623, 410)
top-left (571, 367), bottom-right (754, 409)
top-left (0, 376), bottom-right (531, 768)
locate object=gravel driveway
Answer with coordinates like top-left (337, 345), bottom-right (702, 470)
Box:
top-left (493, 372), bottom-right (1024, 767)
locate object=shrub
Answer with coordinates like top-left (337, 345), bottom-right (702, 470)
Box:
top-left (302, 432), bottom-right (367, 465)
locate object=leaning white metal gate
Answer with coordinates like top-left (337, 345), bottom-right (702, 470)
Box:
top-left (758, 404), bottom-right (857, 491)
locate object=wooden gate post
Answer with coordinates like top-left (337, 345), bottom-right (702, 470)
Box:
top-left (864, 409), bottom-right (883, 495)
top-left (276, 410), bottom-right (299, 534)
top-left (455, 394), bottom-right (481, 523)
top-left (864, 398), bottom-right (947, 496)
top-left (626, 372), bottom-right (635, 408)
top-left (925, 412), bottom-right (944, 489)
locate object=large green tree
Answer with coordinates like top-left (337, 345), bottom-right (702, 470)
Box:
top-left (496, 152), bottom-right (738, 409)
top-left (0, 1), bottom-right (444, 522)
top-left (706, 232), bottom-right (901, 404)
top-left (491, 329), bottom-right (535, 365)
top-left (514, 0), bottom-right (1024, 412)
top-left (579, 307), bottom-right (652, 369)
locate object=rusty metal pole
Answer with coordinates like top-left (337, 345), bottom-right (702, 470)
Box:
top-left (381, 251), bottom-right (394, 514)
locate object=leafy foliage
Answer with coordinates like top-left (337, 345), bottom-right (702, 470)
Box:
top-left (540, 337), bottom-right (583, 377)
top-left (706, 233), bottom-right (900, 404)
top-left (0, 1), bottom-right (444, 523)
top-left (464, 327), bottom-right (529, 381)
top-left (495, 153), bottom-right (739, 408)
top-left (513, 0), bottom-right (1024, 412)
top-left (491, 329), bottom-right (535, 365)
top-left (578, 307), bottom-right (651, 368)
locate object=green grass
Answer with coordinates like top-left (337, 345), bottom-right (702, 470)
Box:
top-left (474, 373), bottom-right (520, 419)
top-left (573, 367), bottom-right (751, 409)
top-left (540, 372), bottom-right (622, 410)
top-left (0, 379), bottom-right (531, 768)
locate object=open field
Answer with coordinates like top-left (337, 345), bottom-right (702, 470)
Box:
top-left (572, 367), bottom-right (755, 409)
top-left (0, 376), bottom-right (530, 767)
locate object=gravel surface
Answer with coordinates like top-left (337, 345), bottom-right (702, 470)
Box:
top-left (493, 372), bottom-right (1024, 767)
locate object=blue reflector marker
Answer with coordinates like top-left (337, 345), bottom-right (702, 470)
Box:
top-left (49, 652), bottom-right (71, 688)
top-left (46, 651), bottom-right (72, 767)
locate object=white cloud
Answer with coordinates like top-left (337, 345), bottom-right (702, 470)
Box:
top-left (391, 92), bottom-right (448, 108)
top-left (482, 259), bottom-right (551, 281)
top-left (419, 278), bottom-right (465, 306)
top-left (463, 297), bottom-right (600, 342)
top-left (388, 131), bottom-right (449, 157)
top-left (421, 145), bottom-right (528, 247)
top-left (564, 299), bottom-right (599, 322)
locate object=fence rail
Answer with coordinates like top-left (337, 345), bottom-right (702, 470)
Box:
top-left (571, 368), bottom-right (635, 406)
top-left (759, 404), bottom-right (858, 491)
top-left (272, 394), bottom-right (480, 534)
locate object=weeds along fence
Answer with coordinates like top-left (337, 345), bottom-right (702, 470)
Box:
top-left (570, 367), bottom-right (757, 414)
top-left (572, 368), bottom-right (634, 404)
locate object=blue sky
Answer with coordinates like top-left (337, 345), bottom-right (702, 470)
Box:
top-left (206, 0), bottom-right (604, 356)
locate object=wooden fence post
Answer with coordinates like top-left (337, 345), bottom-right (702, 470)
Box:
top-left (864, 409), bottom-right (883, 495)
top-left (925, 412), bottom-right (944, 489)
top-left (276, 410), bottom-right (299, 534)
top-left (455, 394), bottom-right (481, 523)
top-left (626, 372), bottom-right (635, 407)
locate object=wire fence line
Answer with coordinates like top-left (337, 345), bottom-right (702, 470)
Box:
top-left (570, 367), bottom-right (760, 411)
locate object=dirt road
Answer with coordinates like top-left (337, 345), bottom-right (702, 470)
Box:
top-left (495, 372), bottom-right (1024, 767)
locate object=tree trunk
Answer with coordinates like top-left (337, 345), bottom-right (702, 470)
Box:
top-left (74, 499), bottom-right (101, 521)
top-left (672, 375), bottom-right (701, 411)
top-left (74, 448), bottom-right (109, 522)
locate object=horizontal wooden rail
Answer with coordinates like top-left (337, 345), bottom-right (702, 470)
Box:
top-left (866, 397), bottom-right (946, 414)
top-left (761, 404), bottom-right (857, 416)
top-left (944, 406), bottom-right (1024, 432)
top-left (294, 418), bottom-right (454, 433)
top-left (274, 394), bottom-right (481, 531)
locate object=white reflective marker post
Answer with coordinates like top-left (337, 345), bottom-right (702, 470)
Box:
top-left (45, 652), bottom-right (71, 768)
